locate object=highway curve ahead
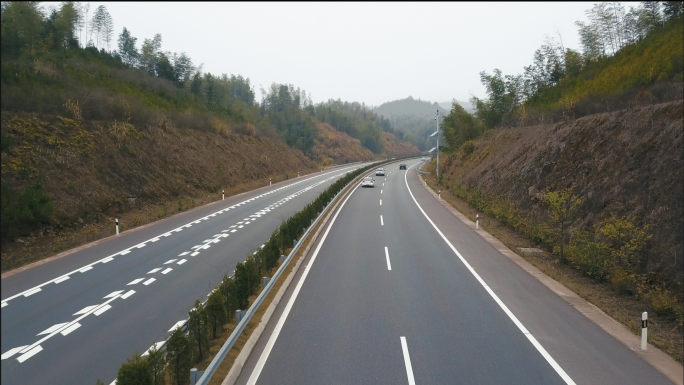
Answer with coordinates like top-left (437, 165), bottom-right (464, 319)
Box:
top-left (0, 163), bottom-right (369, 385)
top-left (236, 159), bottom-right (674, 385)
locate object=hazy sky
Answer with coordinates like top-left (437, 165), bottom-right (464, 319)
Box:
top-left (44, 2), bottom-right (600, 106)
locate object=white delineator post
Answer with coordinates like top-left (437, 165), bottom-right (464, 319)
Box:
top-left (115, 218), bottom-right (119, 235)
top-left (476, 214), bottom-right (479, 229)
top-left (641, 312), bottom-right (648, 351)
top-left (438, 190), bottom-right (441, 200)
top-left (222, 190), bottom-right (225, 200)
top-left (269, 178), bottom-right (272, 186)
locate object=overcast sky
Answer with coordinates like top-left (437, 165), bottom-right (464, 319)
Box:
top-left (45, 2), bottom-right (600, 106)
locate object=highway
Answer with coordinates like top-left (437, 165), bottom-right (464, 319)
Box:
top-left (235, 159), bottom-right (675, 385)
top-left (0, 163), bottom-right (369, 385)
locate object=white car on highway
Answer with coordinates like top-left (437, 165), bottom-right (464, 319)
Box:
top-left (361, 176), bottom-right (375, 187)
top-left (375, 168), bottom-right (385, 176)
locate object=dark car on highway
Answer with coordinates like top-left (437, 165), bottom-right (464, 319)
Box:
top-left (399, 164), bottom-right (407, 170)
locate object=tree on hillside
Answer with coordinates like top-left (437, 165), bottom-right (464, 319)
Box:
top-left (544, 188), bottom-right (582, 264)
top-left (140, 33), bottom-right (162, 75)
top-left (1, 2), bottom-right (45, 56)
top-left (442, 102), bottom-right (485, 150)
top-left (118, 27), bottom-right (139, 66)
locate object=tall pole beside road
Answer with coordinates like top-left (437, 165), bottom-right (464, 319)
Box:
top-left (435, 109), bottom-right (440, 178)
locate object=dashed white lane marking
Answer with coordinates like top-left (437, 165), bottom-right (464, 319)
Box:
top-left (142, 278), bottom-right (156, 286)
top-left (127, 278), bottom-right (144, 285)
top-left (381, 215), bottom-right (384, 226)
top-left (23, 288), bottom-right (41, 297)
top-left (147, 268), bottom-right (161, 274)
top-left (168, 320), bottom-right (186, 332)
top-left (74, 305), bottom-right (98, 315)
top-left (380, 199), bottom-right (383, 206)
top-left (16, 345), bottom-right (43, 363)
top-left (93, 304), bottom-right (111, 316)
top-left (385, 247), bottom-right (392, 271)
top-left (383, 183), bottom-right (385, 186)
top-left (403, 162), bottom-right (576, 385)
top-left (2, 165), bottom-right (366, 311)
top-left (238, 225), bottom-right (244, 228)
top-left (381, 190), bottom-right (383, 194)
top-left (177, 259), bottom-right (187, 265)
top-left (179, 252), bottom-right (189, 256)
top-left (191, 251), bottom-right (200, 256)
top-left (120, 290), bottom-right (135, 299)
top-left (54, 276), bottom-right (70, 284)
top-left (231, 230), bottom-right (237, 233)
top-left (161, 268), bottom-right (173, 274)
top-left (37, 323), bottom-right (68, 336)
top-left (164, 259), bottom-right (177, 264)
top-left (1, 346), bottom-right (27, 360)
top-left (400, 337), bottom-right (416, 385)
top-left (104, 290), bottom-right (124, 298)
top-left (60, 322), bottom-right (81, 336)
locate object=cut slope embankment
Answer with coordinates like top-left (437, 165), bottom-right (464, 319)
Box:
top-left (0, 112), bottom-right (317, 270)
top-left (439, 101), bottom-right (683, 288)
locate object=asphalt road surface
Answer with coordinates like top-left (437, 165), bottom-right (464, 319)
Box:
top-left (1, 163), bottom-right (369, 385)
top-left (235, 159), bottom-right (674, 385)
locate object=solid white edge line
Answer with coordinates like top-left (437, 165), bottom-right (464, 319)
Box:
top-left (2, 164), bottom-right (366, 305)
top-left (245, 183), bottom-right (362, 385)
top-left (403, 162), bottom-right (576, 385)
top-left (400, 337), bottom-right (416, 385)
top-left (385, 246), bottom-right (392, 271)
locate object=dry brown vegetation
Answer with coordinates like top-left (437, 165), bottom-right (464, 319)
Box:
top-left (422, 170), bottom-right (683, 364)
top-left (312, 122), bottom-right (374, 165)
top-left (1, 111), bottom-right (321, 271)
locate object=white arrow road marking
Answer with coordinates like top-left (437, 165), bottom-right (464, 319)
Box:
top-left (1, 346), bottom-right (27, 360)
top-left (104, 291), bottom-right (124, 298)
top-left (177, 259), bottom-right (187, 265)
top-left (120, 290), bottom-right (135, 299)
top-left (37, 323), bottom-right (68, 336)
top-left (60, 322), bottom-right (81, 336)
top-left (17, 346), bottom-right (43, 363)
top-left (93, 304), bottom-right (112, 316)
top-left (143, 278), bottom-right (155, 286)
top-left (74, 305), bottom-right (99, 315)
top-left (161, 268), bottom-right (173, 274)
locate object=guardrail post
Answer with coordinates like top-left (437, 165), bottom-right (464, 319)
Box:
top-left (641, 312), bottom-right (648, 351)
top-left (115, 218), bottom-right (119, 235)
top-left (190, 368), bottom-right (204, 384)
top-left (263, 277), bottom-right (270, 288)
top-left (236, 310), bottom-right (246, 324)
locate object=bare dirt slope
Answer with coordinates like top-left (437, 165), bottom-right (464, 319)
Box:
top-left (311, 122), bottom-right (374, 165)
top-left (440, 101), bottom-right (683, 288)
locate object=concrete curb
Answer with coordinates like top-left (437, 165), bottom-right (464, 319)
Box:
top-left (220, 168), bottom-right (370, 385)
top-left (416, 171), bottom-right (683, 385)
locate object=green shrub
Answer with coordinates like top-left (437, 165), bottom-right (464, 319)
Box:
top-left (166, 327), bottom-right (192, 385)
top-left (610, 266), bottom-right (635, 295)
top-left (462, 140), bottom-right (475, 155)
top-left (116, 352), bottom-right (152, 385)
top-left (647, 287), bottom-right (675, 317)
top-left (1, 182), bottom-right (54, 241)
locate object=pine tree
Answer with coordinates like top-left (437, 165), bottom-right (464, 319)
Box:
top-left (187, 300), bottom-right (208, 362)
top-left (206, 290), bottom-right (227, 338)
top-left (166, 328), bottom-right (192, 385)
top-left (116, 352), bottom-right (152, 385)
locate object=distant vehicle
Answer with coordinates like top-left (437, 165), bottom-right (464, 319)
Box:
top-left (391, 158), bottom-right (396, 160)
top-left (375, 168), bottom-right (385, 176)
top-left (361, 176), bottom-right (375, 187)
top-left (399, 164), bottom-right (407, 170)
top-left (421, 157), bottom-right (426, 161)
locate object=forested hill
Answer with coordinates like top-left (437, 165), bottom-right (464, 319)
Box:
top-left (373, 96), bottom-right (445, 151)
top-left (0, 2), bottom-right (418, 258)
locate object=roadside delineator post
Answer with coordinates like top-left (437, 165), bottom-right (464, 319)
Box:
top-left (439, 190), bottom-right (441, 200)
top-left (476, 214), bottom-right (479, 229)
top-left (298, 172), bottom-right (300, 177)
top-left (222, 190), bottom-right (225, 200)
top-left (641, 312), bottom-right (648, 351)
top-left (115, 218), bottom-right (119, 235)
top-left (270, 178), bottom-right (272, 186)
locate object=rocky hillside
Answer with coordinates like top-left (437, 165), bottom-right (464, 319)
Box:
top-left (438, 101), bottom-right (683, 288)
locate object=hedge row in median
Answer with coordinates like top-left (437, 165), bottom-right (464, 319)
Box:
top-left (110, 162), bottom-right (379, 385)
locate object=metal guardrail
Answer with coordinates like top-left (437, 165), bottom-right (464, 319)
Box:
top-left (195, 162), bottom-right (390, 384)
